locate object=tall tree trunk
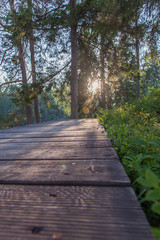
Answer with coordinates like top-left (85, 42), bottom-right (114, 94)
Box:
top-left (70, 0), bottom-right (78, 119)
top-left (29, 34), bottom-right (41, 123)
top-left (18, 44), bottom-right (33, 124)
top-left (100, 35), bottom-right (106, 109)
top-left (10, 0), bottom-right (33, 124)
top-left (136, 37), bottom-right (140, 98)
top-left (135, 8), bottom-right (140, 99)
top-left (28, 0), bottom-right (41, 123)
top-left (106, 75), bottom-right (112, 109)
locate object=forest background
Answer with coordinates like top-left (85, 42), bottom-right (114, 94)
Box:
top-left (0, 0), bottom-right (160, 238)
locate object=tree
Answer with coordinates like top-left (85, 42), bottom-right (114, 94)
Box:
top-left (0, 0), bottom-right (159, 124)
top-left (27, 0), bottom-right (41, 123)
top-left (100, 34), bottom-right (106, 109)
top-left (9, 0), bottom-right (33, 124)
top-left (70, 0), bottom-right (78, 119)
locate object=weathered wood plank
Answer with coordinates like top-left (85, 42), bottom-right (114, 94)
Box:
top-left (0, 140), bottom-right (112, 149)
top-left (0, 159), bottom-right (130, 185)
top-left (0, 185), bottom-right (154, 240)
top-left (0, 131), bottom-right (107, 139)
top-left (0, 119), bottom-right (101, 131)
top-left (23, 119), bottom-right (99, 127)
top-left (0, 125), bottom-right (104, 133)
top-left (0, 127), bottom-right (102, 133)
top-left (0, 137), bottom-right (108, 143)
top-left (0, 147), bottom-right (118, 160)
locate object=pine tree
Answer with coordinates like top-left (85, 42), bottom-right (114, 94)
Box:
top-left (9, 0), bottom-right (34, 124)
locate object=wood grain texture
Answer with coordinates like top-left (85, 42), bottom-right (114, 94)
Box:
top-left (0, 119), bottom-right (101, 132)
top-left (0, 147), bottom-right (118, 160)
top-left (1, 118), bottom-right (99, 127)
top-left (0, 131), bottom-right (107, 139)
top-left (0, 159), bottom-right (130, 185)
top-left (0, 126), bottom-right (104, 133)
top-left (0, 185), bottom-right (154, 240)
top-left (0, 137), bottom-right (108, 143)
top-left (0, 140), bottom-right (112, 148)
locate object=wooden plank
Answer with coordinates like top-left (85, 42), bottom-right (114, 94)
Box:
top-left (0, 137), bottom-right (108, 143)
top-left (0, 159), bottom-right (130, 185)
top-left (24, 119), bottom-right (99, 126)
top-left (0, 119), bottom-right (101, 131)
top-left (0, 140), bottom-right (112, 149)
top-left (0, 131), bottom-right (107, 139)
top-left (0, 124), bottom-right (104, 133)
top-left (0, 127), bottom-right (103, 133)
top-left (0, 147), bottom-right (118, 160)
top-left (0, 185), bottom-right (154, 240)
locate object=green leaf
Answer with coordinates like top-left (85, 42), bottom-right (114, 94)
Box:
top-left (149, 140), bottom-right (160, 147)
top-left (152, 227), bottom-right (160, 239)
top-left (137, 177), bottom-right (150, 187)
top-left (123, 156), bottom-right (134, 161)
top-left (145, 170), bottom-right (159, 188)
top-left (132, 139), bottom-right (146, 145)
top-left (151, 202), bottom-right (160, 214)
top-left (145, 190), bottom-right (160, 201)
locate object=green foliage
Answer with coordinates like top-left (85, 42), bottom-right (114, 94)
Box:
top-left (137, 169), bottom-right (160, 238)
top-left (0, 93), bottom-right (17, 128)
top-left (40, 89), bottom-right (70, 121)
top-left (0, 90), bottom-right (70, 129)
top-left (152, 227), bottom-right (160, 240)
top-left (98, 89), bottom-right (160, 238)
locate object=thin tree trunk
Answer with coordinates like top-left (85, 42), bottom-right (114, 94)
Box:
top-left (100, 35), bottom-right (106, 109)
top-left (28, 0), bottom-right (41, 123)
top-left (30, 34), bottom-right (41, 123)
top-left (136, 37), bottom-right (140, 99)
top-left (106, 75), bottom-right (112, 109)
top-left (10, 0), bottom-right (33, 124)
top-left (135, 8), bottom-right (140, 99)
top-left (18, 44), bottom-right (33, 124)
top-left (70, 0), bottom-right (78, 119)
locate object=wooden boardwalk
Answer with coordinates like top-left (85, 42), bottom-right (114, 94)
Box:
top-left (0, 119), bottom-right (154, 239)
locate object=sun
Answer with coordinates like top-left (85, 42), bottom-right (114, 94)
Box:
top-left (89, 81), bottom-right (99, 93)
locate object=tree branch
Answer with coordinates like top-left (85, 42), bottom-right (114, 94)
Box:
top-left (0, 80), bottom-right (22, 88)
top-left (42, 61), bottom-right (71, 84)
top-left (44, 1), bottom-right (65, 17)
top-left (0, 21), bottom-right (5, 28)
top-left (0, 46), bottom-right (13, 66)
top-left (0, 62), bottom-right (71, 89)
top-left (78, 33), bottom-right (100, 50)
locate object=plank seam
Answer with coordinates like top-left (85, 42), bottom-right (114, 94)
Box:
top-left (0, 180), bottom-right (131, 187)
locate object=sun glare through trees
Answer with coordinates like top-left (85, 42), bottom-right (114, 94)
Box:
top-left (89, 80), bottom-right (99, 93)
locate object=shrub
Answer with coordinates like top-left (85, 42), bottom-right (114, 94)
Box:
top-left (98, 89), bottom-right (160, 239)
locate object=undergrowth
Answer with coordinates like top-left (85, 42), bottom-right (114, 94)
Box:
top-left (98, 89), bottom-right (160, 239)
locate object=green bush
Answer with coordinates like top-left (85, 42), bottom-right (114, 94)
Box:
top-left (0, 92), bottom-right (70, 129)
top-left (98, 89), bottom-right (160, 239)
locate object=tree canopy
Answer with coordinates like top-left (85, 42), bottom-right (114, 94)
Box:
top-left (0, 0), bottom-right (159, 123)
